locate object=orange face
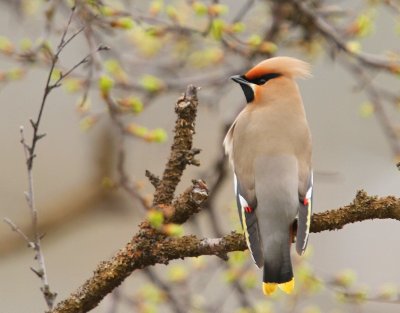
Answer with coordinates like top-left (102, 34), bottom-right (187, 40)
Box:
top-left (231, 57), bottom-right (311, 104)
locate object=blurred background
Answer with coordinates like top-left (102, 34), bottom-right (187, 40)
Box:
top-left (0, 0), bottom-right (400, 312)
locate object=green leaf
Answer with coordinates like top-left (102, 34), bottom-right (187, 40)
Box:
top-left (359, 101), bottom-right (374, 118)
top-left (80, 115), bottom-right (98, 131)
top-left (150, 128), bottom-right (168, 143)
top-left (167, 264), bottom-right (188, 283)
top-left (166, 5), bottom-right (179, 21)
top-left (98, 74), bottom-right (114, 96)
top-left (192, 1), bottom-right (208, 16)
top-left (333, 269), bottom-right (357, 287)
top-left (117, 96), bottom-right (144, 113)
top-left (149, 0), bottom-right (163, 16)
top-left (189, 47), bottom-right (224, 68)
top-left (63, 78), bottom-right (83, 93)
top-left (209, 4), bottom-right (228, 16)
top-left (346, 40), bottom-right (361, 53)
top-left (190, 256), bottom-right (206, 269)
top-left (210, 19), bottom-right (225, 40)
top-left (126, 123), bottom-right (147, 138)
top-left (21, 0), bottom-right (41, 16)
top-left (227, 251), bottom-right (247, 267)
top-left (104, 59), bottom-right (129, 83)
top-left (242, 271), bottom-right (257, 289)
top-left (101, 176), bottom-right (116, 189)
top-left (139, 75), bottom-right (164, 92)
top-left (163, 223), bottom-right (183, 237)
top-left (354, 11), bottom-right (375, 37)
top-left (247, 34), bottom-right (262, 47)
top-left (104, 59), bottom-right (120, 73)
top-left (6, 68), bottom-right (25, 80)
top-left (377, 283), bottom-right (398, 300)
top-left (110, 17), bottom-right (135, 29)
top-left (138, 283), bottom-right (165, 303)
top-left (222, 268), bottom-right (238, 283)
top-left (128, 28), bottom-right (164, 56)
top-left (19, 38), bottom-right (33, 51)
top-left (50, 68), bottom-right (62, 83)
top-left (0, 36), bottom-right (14, 54)
top-left (232, 22), bottom-right (245, 33)
top-left (100, 6), bottom-right (119, 17)
top-left (259, 41), bottom-right (278, 54)
top-left (147, 209), bottom-right (164, 229)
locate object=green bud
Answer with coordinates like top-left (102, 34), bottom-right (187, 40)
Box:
top-left (147, 209), bottom-right (164, 229)
top-left (98, 74), bottom-right (114, 96)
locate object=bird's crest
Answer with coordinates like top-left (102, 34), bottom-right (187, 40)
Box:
top-left (245, 57), bottom-right (311, 81)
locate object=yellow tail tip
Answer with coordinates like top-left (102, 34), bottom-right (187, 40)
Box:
top-left (263, 279), bottom-right (295, 295)
top-left (278, 278), bottom-right (295, 294)
top-left (262, 282), bottom-right (278, 295)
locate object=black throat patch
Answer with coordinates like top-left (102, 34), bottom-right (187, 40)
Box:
top-left (239, 83), bottom-right (255, 103)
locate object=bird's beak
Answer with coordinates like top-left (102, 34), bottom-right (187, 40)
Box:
top-left (230, 75), bottom-right (255, 103)
top-left (230, 75), bottom-right (250, 86)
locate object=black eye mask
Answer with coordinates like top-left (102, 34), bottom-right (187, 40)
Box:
top-left (246, 73), bottom-right (281, 85)
top-left (230, 73), bottom-right (281, 103)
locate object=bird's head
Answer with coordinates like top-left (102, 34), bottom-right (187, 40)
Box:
top-left (231, 57), bottom-right (311, 104)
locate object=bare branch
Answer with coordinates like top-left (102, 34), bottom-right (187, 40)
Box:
top-left (293, 0), bottom-right (400, 72)
top-left (152, 85), bottom-right (200, 206)
top-left (143, 268), bottom-right (187, 313)
top-left (5, 6), bottom-right (91, 310)
top-left (145, 170), bottom-right (161, 188)
top-left (3, 217), bottom-right (34, 248)
top-left (310, 190), bottom-right (400, 233)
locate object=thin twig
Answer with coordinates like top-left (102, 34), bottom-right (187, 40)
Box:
top-left (143, 268), bottom-right (187, 313)
top-left (3, 217), bottom-right (33, 247)
top-left (3, 6), bottom-right (92, 310)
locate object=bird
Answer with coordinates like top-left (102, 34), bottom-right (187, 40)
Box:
top-left (223, 56), bottom-right (313, 296)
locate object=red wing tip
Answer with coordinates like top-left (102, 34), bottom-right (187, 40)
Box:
top-left (244, 206), bottom-right (252, 213)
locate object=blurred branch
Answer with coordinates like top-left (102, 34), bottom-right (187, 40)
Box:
top-left (293, 0), bottom-right (400, 73)
top-left (290, 0), bottom-right (400, 156)
top-left (27, 5), bottom-right (77, 170)
top-left (2, 6), bottom-right (105, 310)
top-left (2, 6), bottom-right (84, 310)
top-left (343, 60), bottom-right (400, 156)
top-left (143, 268), bottom-right (186, 313)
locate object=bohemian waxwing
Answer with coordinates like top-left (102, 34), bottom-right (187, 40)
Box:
top-left (224, 57), bottom-right (313, 295)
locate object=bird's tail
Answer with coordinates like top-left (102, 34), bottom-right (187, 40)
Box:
top-left (262, 232), bottom-right (294, 295)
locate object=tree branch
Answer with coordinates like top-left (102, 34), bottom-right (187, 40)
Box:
top-left (310, 190), bottom-right (400, 233)
top-left (152, 85), bottom-right (200, 206)
top-left (49, 189), bottom-right (400, 313)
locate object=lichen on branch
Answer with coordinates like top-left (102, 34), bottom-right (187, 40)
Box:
top-left (152, 85), bottom-right (200, 206)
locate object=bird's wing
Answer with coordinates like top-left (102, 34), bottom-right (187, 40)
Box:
top-left (234, 173), bottom-right (263, 268)
top-left (296, 171), bottom-right (313, 255)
